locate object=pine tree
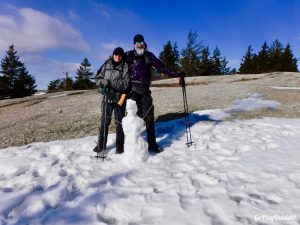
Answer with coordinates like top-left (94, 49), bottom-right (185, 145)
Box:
top-left (0, 44), bottom-right (36, 98)
top-left (159, 41), bottom-right (180, 71)
top-left (230, 68), bottom-right (237, 74)
top-left (172, 42), bottom-right (180, 70)
top-left (198, 46), bottom-right (213, 75)
top-left (239, 45), bottom-right (255, 74)
top-left (59, 72), bottom-right (74, 91)
top-left (0, 45), bottom-right (22, 98)
top-left (180, 30), bottom-right (203, 76)
top-left (64, 76), bottom-right (75, 91)
top-left (239, 40), bottom-right (298, 74)
top-left (210, 47), bottom-right (231, 75)
top-left (0, 75), bottom-right (8, 99)
top-left (257, 41), bottom-right (270, 73)
top-left (211, 47), bottom-right (222, 75)
top-left (13, 64), bottom-right (37, 97)
top-left (280, 44), bottom-right (298, 72)
top-left (48, 79), bottom-right (62, 93)
top-left (220, 57), bottom-right (231, 75)
top-left (269, 39), bottom-right (284, 71)
top-left (74, 58), bottom-right (95, 90)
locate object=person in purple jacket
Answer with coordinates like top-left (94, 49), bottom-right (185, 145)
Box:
top-left (126, 34), bottom-right (185, 153)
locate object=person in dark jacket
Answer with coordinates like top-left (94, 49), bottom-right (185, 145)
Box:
top-left (94, 47), bottom-right (130, 154)
top-left (126, 34), bottom-right (185, 153)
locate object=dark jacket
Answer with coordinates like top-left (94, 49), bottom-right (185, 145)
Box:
top-left (95, 57), bottom-right (130, 103)
top-left (126, 50), bottom-right (178, 91)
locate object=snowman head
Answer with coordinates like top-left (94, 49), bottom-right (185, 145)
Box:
top-left (126, 99), bottom-right (138, 116)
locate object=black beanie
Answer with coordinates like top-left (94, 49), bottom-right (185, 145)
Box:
top-left (133, 34), bottom-right (144, 44)
top-left (113, 47), bottom-right (124, 56)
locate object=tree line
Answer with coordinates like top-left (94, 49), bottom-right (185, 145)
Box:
top-left (239, 40), bottom-right (298, 74)
top-left (47, 58), bottom-right (96, 93)
top-left (159, 30), bottom-right (298, 76)
top-left (159, 30), bottom-right (235, 76)
top-left (1, 30), bottom-right (298, 99)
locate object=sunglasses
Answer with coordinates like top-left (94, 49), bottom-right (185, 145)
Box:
top-left (135, 42), bottom-right (145, 45)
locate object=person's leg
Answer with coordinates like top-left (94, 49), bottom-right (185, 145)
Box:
top-left (114, 104), bottom-right (125, 153)
top-left (142, 94), bottom-right (163, 153)
top-left (142, 94), bottom-right (157, 148)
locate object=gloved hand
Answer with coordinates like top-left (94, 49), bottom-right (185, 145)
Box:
top-left (100, 79), bottom-right (110, 87)
top-left (178, 72), bottom-right (186, 86)
top-left (98, 86), bottom-right (110, 95)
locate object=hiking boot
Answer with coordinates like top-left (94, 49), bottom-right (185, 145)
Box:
top-left (148, 144), bottom-right (164, 153)
top-left (93, 145), bottom-right (103, 153)
top-left (116, 146), bottom-right (124, 154)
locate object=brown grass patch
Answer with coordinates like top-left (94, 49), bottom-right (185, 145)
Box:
top-left (230, 77), bottom-right (260, 83)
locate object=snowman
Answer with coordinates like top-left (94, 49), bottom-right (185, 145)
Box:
top-left (121, 99), bottom-right (148, 167)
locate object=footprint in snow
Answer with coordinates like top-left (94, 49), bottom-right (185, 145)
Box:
top-left (191, 173), bottom-right (219, 188)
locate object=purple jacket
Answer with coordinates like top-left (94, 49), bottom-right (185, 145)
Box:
top-left (126, 50), bottom-right (178, 87)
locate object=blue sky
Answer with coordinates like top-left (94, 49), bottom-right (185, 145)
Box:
top-left (0, 0), bottom-right (299, 89)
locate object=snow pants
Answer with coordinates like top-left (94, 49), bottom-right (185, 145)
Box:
top-left (98, 102), bottom-right (125, 151)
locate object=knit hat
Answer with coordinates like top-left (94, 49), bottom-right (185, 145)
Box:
top-left (113, 47), bottom-right (124, 56)
top-left (133, 34), bottom-right (145, 44)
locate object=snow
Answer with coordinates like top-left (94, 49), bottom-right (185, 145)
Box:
top-left (33, 92), bottom-right (47, 96)
top-left (0, 93), bottom-right (299, 225)
top-left (47, 93), bottom-right (68, 98)
top-left (269, 86), bottom-right (300, 90)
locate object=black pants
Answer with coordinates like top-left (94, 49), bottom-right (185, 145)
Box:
top-left (130, 91), bottom-right (157, 148)
top-left (98, 102), bottom-right (125, 150)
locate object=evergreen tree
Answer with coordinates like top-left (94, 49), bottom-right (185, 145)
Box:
top-left (159, 41), bottom-right (180, 71)
top-left (239, 45), bottom-right (255, 74)
top-left (180, 30), bottom-right (203, 76)
top-left (269, 39), bottom-right (284, 71)
top-left (220, 57), bottom-right (231, 75)
top-left (47, 79), bottom-right (63, 93)
top-left (280, 44), bottom-right (298, 72)
top-left (198, 46), bottom-right (214, 75)
top-left (0, 75), bottom-right (8, 99)
top-left (172, 42), bottom-right (180, 69)
top-left (74, 58), bottom-right (95, 90)
top-left (13, 64), bottom-right (37, 97)
top-left (230, 68), bottom-right (237, 74)
top-left (59, 72), bottom-right (74, 91)
top-left (210, 47), bottom-right (231, 75)
top-left (0, 44), bottom-right (36, 98)
top-left (0, 45), bottom-right (22, 98)
top-left (239, 40), bottom-right (298, 73)
top-left (211, 47), bottom-right (222, 75)
top-left (257, 41), bottom-right (270, 73)
top-left (64, 76), bottom-right (75, 91)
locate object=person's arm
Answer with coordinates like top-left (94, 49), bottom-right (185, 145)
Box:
top-left (95, 63), bottom-right (106, 87)
top-left (150, 52), bottom-right (179, 77)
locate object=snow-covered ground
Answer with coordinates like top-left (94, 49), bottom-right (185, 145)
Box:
top-left (0, 93), bottom-right (299, 225)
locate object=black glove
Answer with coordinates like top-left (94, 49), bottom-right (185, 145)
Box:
top-left (100, 79), bottom-right (110, 87)
top-left (98, 87), bottom-right (110, 95)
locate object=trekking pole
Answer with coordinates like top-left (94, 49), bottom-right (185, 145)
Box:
top-left (95, 95), bottom-right (107, 161)
top-left (181, 78), bottom-right (193, 147)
